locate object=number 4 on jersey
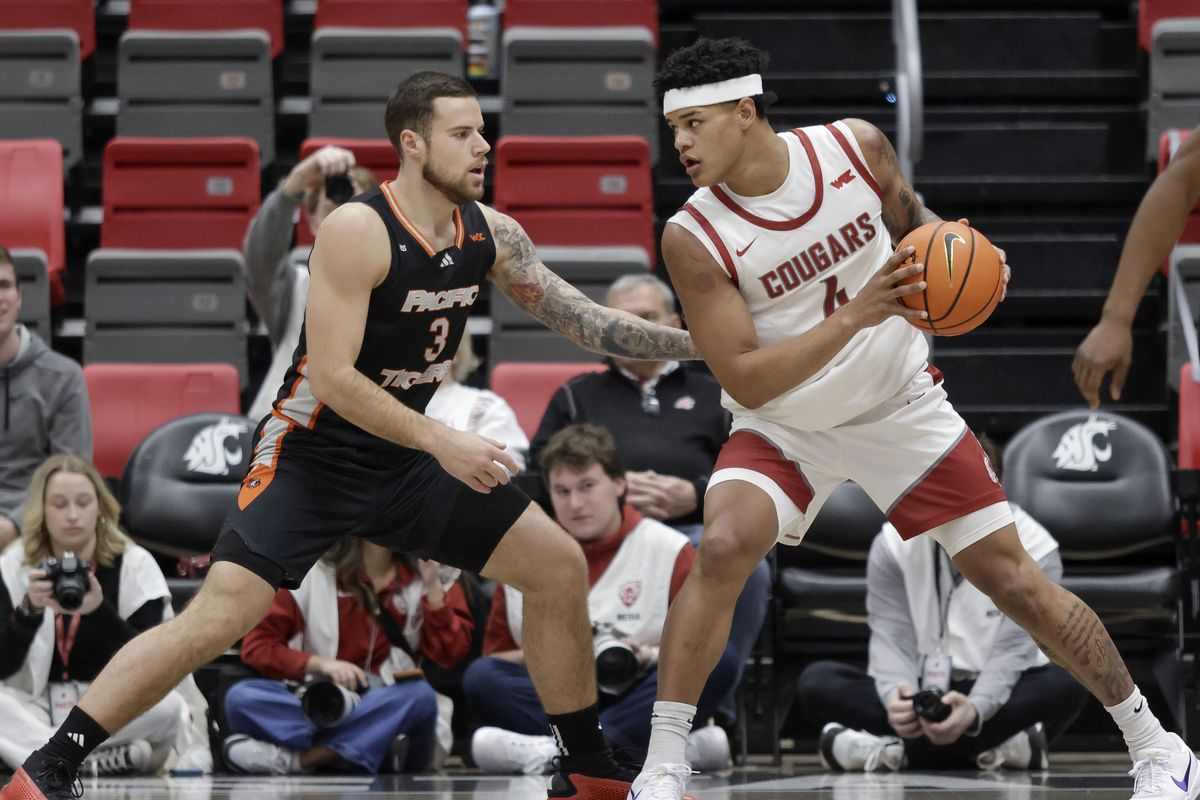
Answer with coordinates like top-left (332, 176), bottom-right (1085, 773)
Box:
top-left (822, 276), bottom-right (849, 318)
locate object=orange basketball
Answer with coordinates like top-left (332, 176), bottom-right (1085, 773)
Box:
top-left (895, 221), bottom-right (1003, 336)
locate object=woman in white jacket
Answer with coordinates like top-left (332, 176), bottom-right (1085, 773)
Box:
top-left (0, 455), bottom-right (190, 775)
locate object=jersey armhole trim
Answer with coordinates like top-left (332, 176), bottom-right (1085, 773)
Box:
top-left (825, 123), bottom-right (885, 202)
top-left (679, 205), bottom-right (740, 288)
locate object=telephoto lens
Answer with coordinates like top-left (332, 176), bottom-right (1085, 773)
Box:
top-left (300, 678), bottom-right (361, 727)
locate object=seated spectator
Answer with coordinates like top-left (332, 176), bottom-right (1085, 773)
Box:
top-left (0, 454), bottom-right (187, 775)
top-left (243, 147), bottom-right (378, 420)
top-left (0, 247), bottom-right (92, 551)
top-left (464, 424), bottom-right (738, 775)
top-left (221, 538), bottom-right (474, 775)
top-left (795, 440), bottom-right (1088, 772)
top-left (426, 336), bottom-right (529, 472)
top-left (530, 274), bottom-right (766, 716)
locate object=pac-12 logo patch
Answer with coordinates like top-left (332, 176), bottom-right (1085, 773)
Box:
top-left (619, 581), bottom-right (641, 608)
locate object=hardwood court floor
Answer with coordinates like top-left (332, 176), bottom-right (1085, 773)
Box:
top-left (37, 755), bottom-right (1143, 800)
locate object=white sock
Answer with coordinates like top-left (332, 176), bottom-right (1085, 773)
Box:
top-left (1105, 685), bottom-right (1174, 758)
top-left (644, 701), bottom-right (696, 769)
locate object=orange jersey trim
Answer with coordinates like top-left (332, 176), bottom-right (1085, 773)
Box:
top-left (381, 181), bottom-right (466, 257)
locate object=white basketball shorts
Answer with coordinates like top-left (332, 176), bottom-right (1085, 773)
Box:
top-left (707, 365), bottom-right (1013, 556)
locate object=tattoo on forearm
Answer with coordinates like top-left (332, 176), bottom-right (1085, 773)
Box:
top-left (493, 215), bottom-right (700, 360)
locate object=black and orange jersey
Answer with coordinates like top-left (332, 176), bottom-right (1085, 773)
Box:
top-left (271, 183), bottom-right (497, 455)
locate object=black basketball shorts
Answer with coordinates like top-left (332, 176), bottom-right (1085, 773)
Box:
top-left (211, 423), bottom-right (530, 589)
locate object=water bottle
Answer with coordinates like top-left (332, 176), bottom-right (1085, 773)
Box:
top-left (467, 0), bottom-right (501, 80)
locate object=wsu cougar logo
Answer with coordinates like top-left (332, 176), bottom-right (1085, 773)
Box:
top-left (1051, 416), bottom-right (1118, 472)
top-left (184, 418), bottom-right (250, 476)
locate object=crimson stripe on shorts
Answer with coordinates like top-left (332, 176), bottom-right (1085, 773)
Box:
top-left (887, 428), bottom-right (1008, 540)
top-left (681, 203), bottom-right (739, 287)
top-left (713, 429), bottom-right (814, 513)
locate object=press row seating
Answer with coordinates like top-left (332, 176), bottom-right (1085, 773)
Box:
top-left (0, 140), bottom-right (66, 305)
top-left (84, 363), bottom-right (242, 479)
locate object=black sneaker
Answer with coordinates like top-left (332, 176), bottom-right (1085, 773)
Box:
top-left (0, 754), bottom-right (82, 800)
top-left (386, 734), bottom-right (410, 773)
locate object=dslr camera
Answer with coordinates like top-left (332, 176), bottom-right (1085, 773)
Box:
top-left (902, 687), bottom-right (953, 723)
top-left (298, 676), bottom-right (362, 728)
top-left (39, 551), bottom-right (92, 612)
top-left (324, 172), bottom-right (355, 204)
top-left (592, 622), bottom-right (639, 697)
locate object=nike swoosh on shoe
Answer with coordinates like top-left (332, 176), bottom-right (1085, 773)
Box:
top-left (1174, 759), bottom-right (1192, 792)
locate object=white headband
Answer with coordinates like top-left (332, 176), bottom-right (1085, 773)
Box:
top-left (662, 74), bottom-right (764, 115)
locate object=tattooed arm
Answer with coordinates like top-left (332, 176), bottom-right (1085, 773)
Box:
top-left (481, 206), bottom-right (700, 360)
top-left (842, 118), bottom-right (940, 243)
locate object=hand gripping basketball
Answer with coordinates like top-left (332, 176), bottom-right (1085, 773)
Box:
top-left (843, 246), bottom-right (928, 330)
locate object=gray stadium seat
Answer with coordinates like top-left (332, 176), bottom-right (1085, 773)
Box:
top-left (84, 249), bottom-right (249, 387)
top-left (309, 27), bottom-right (463, 139)
top-left (488, 245), bottom-right (649, 363)
top-left (0, 31), bottom-right (83, 169)
top-left (501, 26), bottom-right (658, 163)
top-left (1149, 18), bottom-right (1200, 159)
top-left (11, 248), bottom-right (50, 339)
top-left (117, 30), bottom-right (274, 164)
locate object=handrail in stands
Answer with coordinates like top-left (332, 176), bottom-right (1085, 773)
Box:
top-left (892, 0), bottom-right (923, 179)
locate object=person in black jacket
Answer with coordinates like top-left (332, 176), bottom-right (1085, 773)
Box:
top-left (531, 274), bottom-right (767, 717)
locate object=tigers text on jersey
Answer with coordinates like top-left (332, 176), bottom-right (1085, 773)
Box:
top-left (271, 185), bottom-right (497, 454)
top-left (669, 121), bottom-right (929, 431)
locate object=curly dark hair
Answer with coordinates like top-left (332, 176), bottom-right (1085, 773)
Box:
top-left (654, 37), bottom-right (776, 118)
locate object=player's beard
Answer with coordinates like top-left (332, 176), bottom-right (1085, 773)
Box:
top-left (423, 155), bottom-right (482, 206)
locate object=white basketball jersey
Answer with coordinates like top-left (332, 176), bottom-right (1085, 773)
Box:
top-left (668, 121), bottom-right (929, 431)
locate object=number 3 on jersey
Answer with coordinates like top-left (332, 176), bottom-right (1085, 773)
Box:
top-left (424, 317), bottom-right (450, 362)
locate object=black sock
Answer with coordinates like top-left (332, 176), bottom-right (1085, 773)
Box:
top-left (547, 704), bottom-right (608, 760)
top-left (36, 707), bottom-right (110, 771)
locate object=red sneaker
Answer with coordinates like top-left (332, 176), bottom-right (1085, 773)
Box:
top-left (0, 763), bottom-right (80, 800)
top-left (548, 766), bottom-right (697, 800)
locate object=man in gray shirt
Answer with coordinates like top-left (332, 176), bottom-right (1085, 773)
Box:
top-left (796, 443), bottom-right (1088, 772)
top-left (243, 146), bottom-right (377, 420)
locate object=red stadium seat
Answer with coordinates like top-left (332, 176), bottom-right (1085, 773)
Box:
top-left (295, 137), bottom-right (398, 246)
top-left (0, 0), bottom-right (95, 59)
top-left (1158, 128), bottom-right (1200, 274)
top-left (490, 361), bottom-right (607, 439)
top-left (84, 363), bottom-right (241, 478)
top-left (0, 140), bottom-right (66, 306)
top-left (101, 137), bottom-right (261, 250)
top-left (1139, 0), bottom-right (1200, 50)
top-left (314, 0), bottom-right (468, 41)
top-left (503, 0), bottom-right (657, 45)
top-left (494, 136), bottom-right (655, 264)
top-left (1181, 363), bottom-right (1200, 470)
top-left (129, 0), bottom-right (284, 58)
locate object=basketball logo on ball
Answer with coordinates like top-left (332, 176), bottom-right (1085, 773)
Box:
top-left (895, 220), bottom-right (1003, 336)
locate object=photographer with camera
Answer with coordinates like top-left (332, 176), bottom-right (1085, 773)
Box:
top-left (796, 439), bottom-right (1088, 772)
top-left (463, 424), bottom-right (739, 775)
top-left (220, 538), bottom-right (473, 775)
top-left (242, 146), bottom-right (378, 420)
top-left (0, 455), bottom-right (189, 775)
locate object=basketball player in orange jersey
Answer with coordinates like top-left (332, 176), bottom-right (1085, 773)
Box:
top-left (628, 38), bottom-right (1197, 800)
top-left (0, 71), bottom-right (698, 800)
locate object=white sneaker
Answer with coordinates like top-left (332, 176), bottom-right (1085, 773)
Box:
top-left (222, 734), bottom-right (299, 775)
top-left (83, 739), bottom-right (153, 775)
top-left (818, 723), bottom-right (904, 772)
top-left (1130, 733), bottom-right (1200, 800)
top-left (627, 763), bottom-right (694, 800)
top-left (685, 724), bottom-right (733, 772)
top-left (976, 723), bottom-right (1049, 771)
top-left (470, 726), bottom-right (558, 775)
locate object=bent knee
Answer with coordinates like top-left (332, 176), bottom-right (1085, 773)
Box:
top-left (506, 526), bottom-right (587, 595)
top-left (696, 527), bottom-right (766, 585)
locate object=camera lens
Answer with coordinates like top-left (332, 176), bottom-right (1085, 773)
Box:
top-left (325, 173), bottom-right (354, 204)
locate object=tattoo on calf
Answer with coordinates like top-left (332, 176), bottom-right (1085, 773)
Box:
top-left (1055, 600), bottom-right (1132, 704)
top-left (492, 215), bottom-right (699, 360)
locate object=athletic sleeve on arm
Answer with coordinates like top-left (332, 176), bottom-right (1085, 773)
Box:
top-left (240, 590), bottom-right (311, 681)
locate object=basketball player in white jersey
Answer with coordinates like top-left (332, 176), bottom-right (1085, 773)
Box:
top-left (628, 38), bottom-right (1197, 800)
